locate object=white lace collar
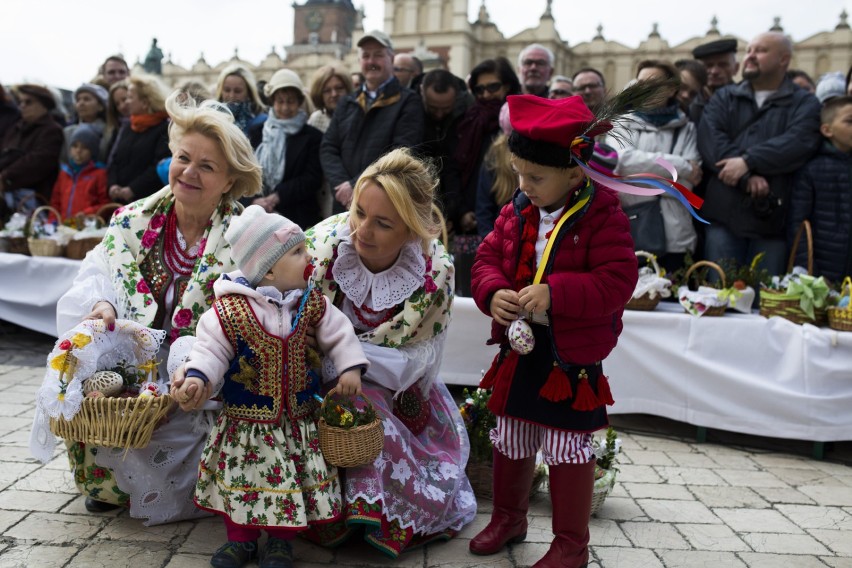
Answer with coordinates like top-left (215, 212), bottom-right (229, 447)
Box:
top-left (334, 226), bottom-right (425, 310)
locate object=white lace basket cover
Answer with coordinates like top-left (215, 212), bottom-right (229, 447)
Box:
top-left (29, 319), bottom-right (166, 463)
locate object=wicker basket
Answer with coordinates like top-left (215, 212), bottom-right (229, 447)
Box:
top-left (0, 193), bottom-right (47, 255)
top-left (626, 251), bottom-right (663, 311)
top-left (759, 220), bottom-right (827, 326)
top-left (65, 214), bottom-right (106, 260)
top-left (683, 260), bottom-right (727, 316)
top-left (318, 392), bottom-right (383, 468)
top-left (466, 460), bottom-right (547, 500)
top-left (0, 236), bottom-right (29, 255)
top-left (95, 202), bottom-right (123, 225)
top-left (827, 277), bottom-right (852, 332)
top-left (27, 205), bottom-right (65, 257)
top-left (591, 467), bottom-right (616, 516)
top-left (49, 394), bottom-right (173, 450)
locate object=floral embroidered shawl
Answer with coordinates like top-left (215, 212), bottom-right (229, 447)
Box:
top-left (306, 213), bottom-right (454, 348)
top-left (101, 186), bottom-right (240, 342)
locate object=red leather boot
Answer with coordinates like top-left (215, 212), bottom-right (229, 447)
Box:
top-left (469, 449), bottom-right (536, 555)
top-left (532, 460), bottom-right (596, 568)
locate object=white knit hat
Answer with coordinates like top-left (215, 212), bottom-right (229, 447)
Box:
top-left (225, 205), bottom-right (305, 287)
top-left (264, 69), bottom-right (305, 100)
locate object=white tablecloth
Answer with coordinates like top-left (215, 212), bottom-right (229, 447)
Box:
top-left (441, 298), bottom-right (852, 443)
top-left (0, 252), bottom-right (81, 336)
top-left (3, 253), bottom-right (851, 443)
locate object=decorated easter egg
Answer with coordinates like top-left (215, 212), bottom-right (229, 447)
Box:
top-left (840, 296), bottom-right (850, 309)
top-left (83, 370), bottom-right (124, 397)
top-left (508, 319), bottom-right (535, 355)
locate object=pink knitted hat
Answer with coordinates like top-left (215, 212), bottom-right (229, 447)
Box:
top-left (225, 205), bottom-right (305, 286)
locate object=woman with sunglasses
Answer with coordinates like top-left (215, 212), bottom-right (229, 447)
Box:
top-left (452, 57), bottom-right (521, 295)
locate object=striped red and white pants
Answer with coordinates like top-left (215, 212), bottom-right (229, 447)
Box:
top-left (490, 416), bottom-right (595, 465)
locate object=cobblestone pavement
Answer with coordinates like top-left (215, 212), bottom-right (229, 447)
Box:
top-left (1, 321), bottom-right (851, 567)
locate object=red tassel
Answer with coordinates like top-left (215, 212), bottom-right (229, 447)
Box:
top-left (495, 350), bottom-right (519, 386)
top-left (596, 374), bottom-right (615, 406)
top-left (479, 351), bottom-right (502, 389)
top-left (572, 372), bottom-right (600, 411)
top-left (539, 363), bottom-right (573, 402)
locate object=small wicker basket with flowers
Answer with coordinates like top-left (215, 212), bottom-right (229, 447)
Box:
top-left (27, 205), bottom-right (77, 257)
top-left (30, 319), bottom-right (172, 463)
top-left (0, 211), bottom-right (31, 255)
top-left (626, 251), bottom-right (671, 311)
top-left (459, 388), bottom-right (547, 499)
top-left (591, 426), bottom-right (621, 515)
top-left (64, 209), bottom-right (111, 260)
top-left (317, 388), bottom-right (384, 468)
top-left (828, 277), bottom-right (852, 332)
top-left (759, 222), bottom-right (830, 326)
top-left (677, 260), bottom-right (729, 317)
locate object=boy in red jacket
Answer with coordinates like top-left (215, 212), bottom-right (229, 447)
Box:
top-left (469, 94), bottom-right (637, 568)
top-left (50, 124), bottom-right (109, 219)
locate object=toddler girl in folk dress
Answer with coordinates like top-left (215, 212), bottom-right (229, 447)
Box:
top-left (173, 205), bottom-right (368, 568)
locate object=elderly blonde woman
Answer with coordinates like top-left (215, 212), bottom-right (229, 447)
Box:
top-left (107, 74), bottom-right (171, 203)
top-left (40, 91), bottom-right (262, 525)
top-left (213, 63), bottom-right (267, 135)
top-left (304, 148), bottom-right (476, 558)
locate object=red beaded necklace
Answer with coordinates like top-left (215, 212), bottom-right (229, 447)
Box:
top-left (162, 208), bottom-right (198, 277)
top-left (352, 303), bottom-right (397, 328)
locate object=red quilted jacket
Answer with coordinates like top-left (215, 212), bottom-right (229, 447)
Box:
top-left (471, 185), bottom-right (637, 364)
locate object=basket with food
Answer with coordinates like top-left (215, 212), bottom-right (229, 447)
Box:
top-left (30, 319), bottom-right (171, 462)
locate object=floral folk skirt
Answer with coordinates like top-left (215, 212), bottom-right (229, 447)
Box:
top-left (195, 412), bottom-right (342, 529)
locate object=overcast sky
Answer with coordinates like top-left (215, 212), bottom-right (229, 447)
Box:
top-left (3, 0), bottom-right (850, 89)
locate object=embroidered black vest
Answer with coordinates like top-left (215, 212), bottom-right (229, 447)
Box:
top-left (214, 289), bottom-right (326, 424)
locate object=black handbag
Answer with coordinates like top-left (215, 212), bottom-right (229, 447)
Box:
top-left (621, 126), bottom-right (684, 256)
top-left (624, 199), bottom-right (666, 255)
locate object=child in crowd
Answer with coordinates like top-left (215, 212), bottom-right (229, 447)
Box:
top-left (789, 95), bottom-right (852, 284)
top-left (49, 124), bottom-right (109, 219)
top-left (470, 94), bottom-right (638, 567)
top-left (172, 205), bottom-right (368, 568)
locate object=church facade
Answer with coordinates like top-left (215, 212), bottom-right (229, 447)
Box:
top-left (150, 0), bottom-right (852, 94)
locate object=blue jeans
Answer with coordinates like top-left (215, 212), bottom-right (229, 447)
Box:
top-left (703, 224), bottom-right (787, 282)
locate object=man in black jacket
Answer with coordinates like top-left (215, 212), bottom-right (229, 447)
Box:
top-left (697, 32), bottom-right (822, 276)
top-left (320, 30), bottom-right (424, 213)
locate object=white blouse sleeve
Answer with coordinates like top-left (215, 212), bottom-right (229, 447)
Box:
top-left (56, 244), bottom-right (117, 335)
top-left (322, 333), bottom-right (447, 397)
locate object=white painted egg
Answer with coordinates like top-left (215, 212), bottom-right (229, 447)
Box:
top-left (508, 319), bottom-right (535, 355)
top-left (83, 370), bottom-right (124, 397)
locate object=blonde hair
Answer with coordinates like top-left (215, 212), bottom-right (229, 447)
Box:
top-left (213, 64), bottom-right (265, 114)
top-left (128, 74), bottom-right (169, 113)
top-left (308, 64), bottom-right (353, 112)
top-left (165, 91), bottom-right (262, 200)
top-left (484, 134), bottom-right (516, 208)
top-left (350, 148), bottom-right (441, 251)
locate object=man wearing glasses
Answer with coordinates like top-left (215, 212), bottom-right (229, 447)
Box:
top-left (548, 76), bottom-right (574, 99)
top-left (571, 68), bottom-right (607, 111)
top-left (393, 53), bottom-right (423, 90)
top-left (517, 44), bottom-right (554, 97)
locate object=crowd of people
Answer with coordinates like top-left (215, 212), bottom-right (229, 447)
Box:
top-left (10, 25), bottom-right (852, 568)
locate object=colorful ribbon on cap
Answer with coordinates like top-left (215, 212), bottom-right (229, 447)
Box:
top-left (570, 136), bottom-right (708, 224)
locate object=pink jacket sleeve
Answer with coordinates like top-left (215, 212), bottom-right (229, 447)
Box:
top-left (184, 308), bottom-right (234, 394)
